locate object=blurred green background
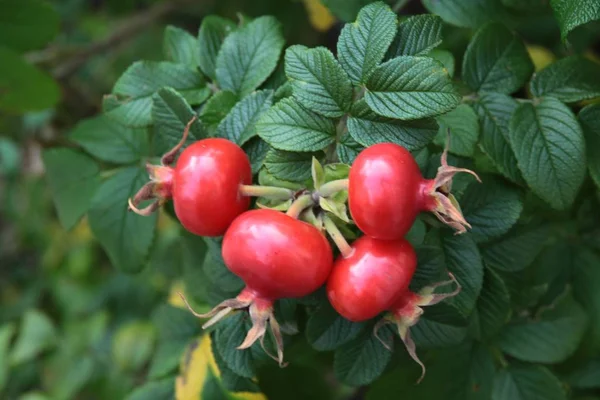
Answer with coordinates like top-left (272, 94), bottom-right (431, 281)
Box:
top-left (2, 0), bottom-right (600, 399)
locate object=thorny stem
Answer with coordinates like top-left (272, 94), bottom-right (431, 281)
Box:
top-left (239, 185), bottom-right (295, 200)
top-left (317, 179), bottom-right (349, 198)
top-left (286, 194), bottom-right (314, 219)
top-left (323, 215), bottom-right (353, 258)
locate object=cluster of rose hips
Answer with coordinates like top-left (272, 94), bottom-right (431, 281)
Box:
top-left (129, 117), bottom-right (479, 381)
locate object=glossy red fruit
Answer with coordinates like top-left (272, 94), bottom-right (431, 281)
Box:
top-left (182, 209), bottom-right (333, 366)
top-left (222, 209), bottom-right (333, 300)
top-left (128, 118), bottom-right (252, 236)
top-left (348, 142), bottom-right (479, 240)
top-left (326, 236), bottom-right (417, 322)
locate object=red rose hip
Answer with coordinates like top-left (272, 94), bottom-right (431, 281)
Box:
top-left (326, 236), bottom-right (417, 322)
top-left (348, 142), bottom-right (479, 240)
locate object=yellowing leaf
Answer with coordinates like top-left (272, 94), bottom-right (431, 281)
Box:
top-left (175, 335), bottom-right (267, 400)
top-left (526, 45), bottom-right (555, 72)
top-left (303, 0), bottom-right (336, 32)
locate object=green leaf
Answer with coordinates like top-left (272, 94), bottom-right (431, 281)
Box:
top-left (285, 45), bottom-right (352, 117)
top-left (470, 267), bottom-right (511, 340)
top-left (198, 16), bottom-right (236, 80)
top-left (472, 93), bottom-right (522, 184)
top-left (367, 342), bottom-right (495, 400)
top-left (567, 360), bottom-right (600, 389)
top-left (365, 56), bottom-right (460, 120)
top-left (411, 317), bottom-right (468, 348)
top-left (0, 0), bottom-right (59, 52)
top-left (112, 321), bottom-right (156, 372)
top-left (125, 377), bottom-right (175, 400)
top-left (216, 90), bottom-right (273, 145)
top-left (388, 15), bottom-right (443, 57)
top-left (88, 167), bottom-right (157, 273)
top-left (460, 178), bottom-right (523, 243)
top-left (439, 231), bottom-right (484, 316)
top-left (151, 87), bottom-right (206, 156)
top-left (263, 149), bottom-right (316, 182)
top-left (334, 327), bottom-right (393, 386)
top-left (257, 98), bottom-right (336, 151)
top-left (148, 340), bottom-right (189, 379)
top-left (42, 148), bottom-right (100, 230)
top-left (10, 310), bottom-right (57, 365)
top-left (163, 26), bottom-right (200, 67)
top-left (482, 225), bottom-right (549, 272)
top-left (434, 104), bottom-right (480, 157)
top-left (348, 100), bottom-right (438, 150)
top-left (337, 132), bottom-right (364, 164)
top-left (423, 0), bottom-right (509, 28)
top-left (152, 304), bottom-right (202, 341)
top-left (216, 16), bottom-right (284, 97)
top-left (579, 104), bottom-right (600, 190)
top-left (337, 2), bottom-right (397, 85)
top-left (105, 61), bottom-right (207, 127)
top-left (0, 323), bottom-right (15, 391)
top-left (215, 312), bottom-right (256, 378)
top-left (200, 90), bottom-right (238, 127)
top-left (306, 303), bottom-right (365, 351)
top-left (509, 97), bottom-right (586, 210)
top-left (530, 56), bottom-right (600, 103)
top-left (203, 238), bottom-right (243, 294)
top-left (462, 23), bottom-right (533, 94)
top-left (312, 157), bottom-right (325, 189)
top-left (572, 249), bottom-right (600, 354)
top-left (69, 115), bottom-right (149, 164)
top-left (496, 290), bottom-right (588, 363)
top-left (0, 46), bottom-right (60, 112)
top-left (492, 365), bottom-right (567, 400)
top-left (550, 0), bottom-right (600, 40)
top-left (429, 49), bottom-right (456, 77)
top-left (244, 137), bottom-right (270, 174)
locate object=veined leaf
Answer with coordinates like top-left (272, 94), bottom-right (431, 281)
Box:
top-left (337, 2), bottom-right (397, 84)
top-left (285, 45), bottom-right (352, 117)
top-left (550, 0), bottom-right (600, 40)
top-left (387, 14), bottom-right (443, 57)
top-left (43, 148), bottom-right (100, 230)
top-left (88, 167), bottom-right (157, 273)
top-left (530, 56), bottom-right (600, 103)
top-left (460, 178), bottom-right (523, 243)
top-left (509, 97), bottom-right (586, 210)
top-left (423, 0), bottom-right (509, 28)
top-left (492, 365), bottom-right (567, 400)
top-left (482, 225), bottom-right (550, 272)
top-left (337, 133), bottom-right (364, 164)
top-left (470, 267), bottom-right (511, 340)
top-left (198, 16), bottom-right (236, 80)
top-left (152, 87), bottom-right (206, 155)
top-left (462, 22), bottom-right (533, 94)
top-left (105, 61), bottom-right (207, 127)
top-left (434, 104), bottom-right (480, 157)
top-left (365, 56), bottom-right (460, 120)
top-left (348, 101), bottom-right (438, 150)
top-left (256, 98), bottom-right (336, 151)
top-left (216, 90), bottom-right (273, 145)
top-left (216, 16), bottom-right (284, 97)
top-left (69, 115), bottom-right (149, 164)
top-left (163, 26), bottom-right (200, 67)
top-left (306, 303), bottom-right (365, 351)
top-left (200, 90), bottom-right (238, 127)
top-left (264, 149), bottom-right (318, 182)
top-left (472, 93), bottom-right (522, 183)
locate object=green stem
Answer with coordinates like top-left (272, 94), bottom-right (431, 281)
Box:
top-left (323, 215), bottom-right (353, 258)
top-left (392, 0), bottom-right (410, 12)
top-left (286, 194), bottom-right (315, 219)
top-left (317, 179), bottom-right (349, 198)
top-left (239, 185), bottom-right (294, 200)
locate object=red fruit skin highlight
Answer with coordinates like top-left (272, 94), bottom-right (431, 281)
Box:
top-left (327, 236), bottom-right (417, 322)
top-left (222, 209), bottom-right (334, 300)
top-left (172, 138), bottom-right (252, 237)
